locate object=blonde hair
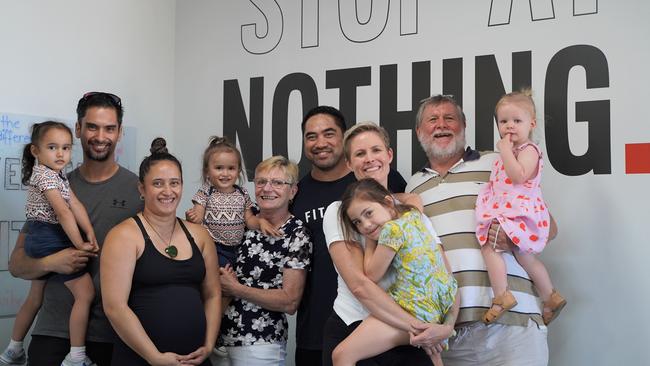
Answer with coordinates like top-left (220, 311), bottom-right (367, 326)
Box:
top-left (255, 155), bottom-right (299, 184)
top-left (342, 122), bottom-right (391, 161)
top-left (495, 88), bottom-right (537, 120)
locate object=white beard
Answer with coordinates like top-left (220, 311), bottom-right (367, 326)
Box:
top-left (418, 128), bottom-right (466, 162)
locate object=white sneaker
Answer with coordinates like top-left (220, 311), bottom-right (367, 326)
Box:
top-left (0, 348), bottom-right (26, 365)
top-left (60, 353), bottom-right (96, 366)
top-left (212, 346), bottom-right (228, 357)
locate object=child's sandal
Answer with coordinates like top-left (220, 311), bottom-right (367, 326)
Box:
top-left (483, 290), bottom-right (518, 324)
top-left (542, 289), bottom-right (567, 325)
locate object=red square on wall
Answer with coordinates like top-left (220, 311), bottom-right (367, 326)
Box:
top-left (626, 143), bottom-right (650, 174)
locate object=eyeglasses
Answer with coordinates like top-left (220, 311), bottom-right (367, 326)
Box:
top-left (81, 92), bottom-right (122, 106)
top-left (254, 178), bottom-right (293, 189)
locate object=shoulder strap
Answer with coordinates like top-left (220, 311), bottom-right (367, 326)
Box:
top-left (177, 218), bottom-right (204, 257)
top-left (132, 215), bottom-right (151, 241)
top-left (177, 218), bottom-right (194, 242)
top-left (517, 142), bottom-right (542, 158)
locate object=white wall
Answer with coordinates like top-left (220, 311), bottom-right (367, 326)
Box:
top-left (0, 0), bottom-right (176, 350)
top-left (173, 1), bottom-right (650, 365)
top-left (0, 0), bottom-right (176, 162)
top-left (2, 1), bottom-right (650, 365)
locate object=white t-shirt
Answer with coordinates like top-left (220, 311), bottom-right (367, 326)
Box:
top-left (324, 201), bottom-right (442, 326)
top-left (324, 201), bottom-right (384, 324)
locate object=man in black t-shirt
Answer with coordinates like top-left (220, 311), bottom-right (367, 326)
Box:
top-left (292, 106), bottom-right (413, 366)
top-left (292, 106), bottom-right (353, 366)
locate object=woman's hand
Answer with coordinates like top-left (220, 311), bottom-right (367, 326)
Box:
top-left (151, 352), bottom-right (183, 366)
top-left (178, 346), bottom-right (210, 365)
top-left (219, 265), bottom-right (240, 297)
top-left (393, 192), bottom-right (424, 212)
top-left (409, 321), bottom-right (454, 348)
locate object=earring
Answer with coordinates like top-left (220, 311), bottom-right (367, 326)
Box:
top-left (139, 195), bottom-right (144, 201)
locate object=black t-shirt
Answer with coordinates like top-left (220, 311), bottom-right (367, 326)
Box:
top-left (291, 169), bottom-right (406, 351)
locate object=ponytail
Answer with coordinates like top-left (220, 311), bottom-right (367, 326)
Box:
top-left (21, 142), bottom-right (35, 185)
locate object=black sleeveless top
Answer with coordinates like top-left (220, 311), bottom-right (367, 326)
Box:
top-left (111, 216), bottom-right (211, 366)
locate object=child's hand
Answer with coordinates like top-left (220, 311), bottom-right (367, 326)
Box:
top-left (259, 218), bottom-right (283, 238)
top-left (80, 241), bottom-right (99, 253)
top-left (185, 207), bottom-right (200, 223)
top-left (87, 234), bottom-right (99, 252)
top-left (496, 133), bottom-right (514, 152)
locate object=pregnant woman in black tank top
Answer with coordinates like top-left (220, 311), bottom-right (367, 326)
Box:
top-left (101, 139), bottom-right (220, 366)
top-left (109, 216), bottom-right (209, 365)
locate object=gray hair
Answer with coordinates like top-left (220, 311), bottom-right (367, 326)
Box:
top-left (415, 94), bottom-right (466, 128)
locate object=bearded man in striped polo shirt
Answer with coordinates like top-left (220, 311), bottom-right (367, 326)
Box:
top-left (406, 94), bottom-right (557, 366)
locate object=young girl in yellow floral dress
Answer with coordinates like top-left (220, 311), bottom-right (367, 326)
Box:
top-left (334, 178), bottom-right (458, 366)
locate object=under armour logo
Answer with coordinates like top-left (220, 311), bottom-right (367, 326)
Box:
top-left (112, 199), bottom-right (127, 208)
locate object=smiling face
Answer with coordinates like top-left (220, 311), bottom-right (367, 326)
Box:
top-left (496, 102), bottom-right (536, 147)
top-left (254, 166), bottom-right (297, 214)
top-left (416, 101), bottom-right (466, 163)
top-left (76, 106), bottom-right (121, 162)
top-left (303, 113), bottom-right (345, 172)
top-left (346, 197), bottom-right (395, 241)
top-left (31, 127), bottom-right (73, 173)
top-left (207, 150), bottom-right (240, 193)
top-left (139, 160), bottom-right (183, 217)
top-left (346, 131), bottom-right (393, 187)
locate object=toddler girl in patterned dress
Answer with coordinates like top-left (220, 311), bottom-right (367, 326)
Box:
top-left (185, 136), bottom-right (280, 357)
top-left (475, 90), bottom-right (566, 325)
top-left (0, 122), bottom-right (98, 366)
top-left (335, 178), bottom-right (458, 366)
top-left (185, 136), bottom-right (280, 267)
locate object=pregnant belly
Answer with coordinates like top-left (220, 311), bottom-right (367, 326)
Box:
top-left (130, 285), bottom-right (206, 354)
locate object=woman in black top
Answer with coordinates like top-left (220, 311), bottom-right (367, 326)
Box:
top-left (102, 138), bottom-right (220, 366)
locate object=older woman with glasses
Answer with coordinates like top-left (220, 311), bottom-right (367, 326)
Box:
top-left (218, 156), bottom-right (312, 366)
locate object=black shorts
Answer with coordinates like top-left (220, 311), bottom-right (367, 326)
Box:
top-left (321, 312), bottom-right (430, 366)
top-left (295, 347), bottom-right (323, 366)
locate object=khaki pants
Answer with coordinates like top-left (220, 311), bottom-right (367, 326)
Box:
top-left (443, 319), bottom-right (548, 366)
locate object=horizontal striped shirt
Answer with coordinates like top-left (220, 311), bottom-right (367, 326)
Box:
top-left (406, 148), bottom-right (543, 326)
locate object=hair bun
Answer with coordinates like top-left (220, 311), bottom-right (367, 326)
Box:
top-left (520, 87), bottom-right (534, 97)
top-left (208, 135), bottom-right (229, 146)
top-left (150, 137), bottom-right (168, 154)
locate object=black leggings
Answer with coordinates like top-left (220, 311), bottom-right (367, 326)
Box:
top-left (321, 312), bottom-right (430, 366)
top-left (28, 335), bottom-right (113, 366)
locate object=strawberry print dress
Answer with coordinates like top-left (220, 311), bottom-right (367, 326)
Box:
top-left (475, 142), bottom-right (550, 254)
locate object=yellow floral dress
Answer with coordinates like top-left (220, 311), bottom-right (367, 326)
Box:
top-left (379, 210), bottom-right (457, 325)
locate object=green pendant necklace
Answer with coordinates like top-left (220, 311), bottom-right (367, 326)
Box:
top-left (141, 213), bottom-right (178, 258)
